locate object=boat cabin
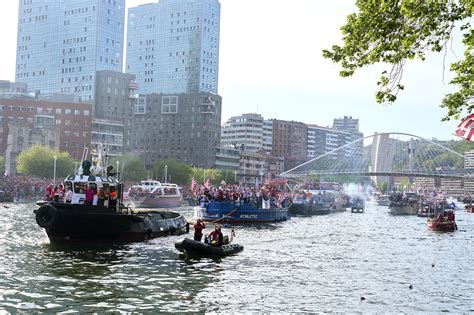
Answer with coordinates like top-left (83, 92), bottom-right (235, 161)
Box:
top-left (64, 174), bottom-right (121, 208)
top-left (130, 180), bottom-right (180, 197)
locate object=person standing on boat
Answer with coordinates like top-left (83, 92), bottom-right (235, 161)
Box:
top-left (97, 187), bottom-right (106, 206)
top-left (193, 219), bottom-right (206, 242)
top-left (84, 185), bottom-right (94, 205)
top-left (65, 186), bottom-right (72, 203)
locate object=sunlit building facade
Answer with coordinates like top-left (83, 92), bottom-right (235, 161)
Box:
top-left (16, 0), bottom-right (125, 101)
top-left (126, 0), bottom-right (220, 94)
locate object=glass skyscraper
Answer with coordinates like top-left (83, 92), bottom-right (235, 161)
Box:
top-left (16, 0), bottom-right (125, 101)
top-left (126, 0), bottom-right (220, 95)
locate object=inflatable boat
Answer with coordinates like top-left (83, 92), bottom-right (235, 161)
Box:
top-left (175, 238), bottom-right (243, 257)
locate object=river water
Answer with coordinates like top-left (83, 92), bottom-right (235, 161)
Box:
top-left (0, 201), bottom-right (473, 313)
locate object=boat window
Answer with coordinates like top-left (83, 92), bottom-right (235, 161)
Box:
top-left (74, 182), bottom-right (87, 194)
top-left (88, 175), bottom-right (96, 181)
top-left (67, 175), bottom-right (75, 180)
top-left (101, 177), bottom-right (109, 182)
top-left (65, 181), bottom-right (72, 191)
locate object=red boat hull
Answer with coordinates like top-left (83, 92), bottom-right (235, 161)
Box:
top-left (427, 219), bottom-right (457, 232)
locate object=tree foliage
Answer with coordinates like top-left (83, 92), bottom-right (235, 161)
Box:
top-left (151, 159), bottom-right (193, 185)
top-left (16, 145), bottom-right (75, 179)
top-left (323, 0), bottom-right (473, 120)
top-left (109, 154), bottom-right (147, 182)
top-left (192, 167), bottom-right (227, 185)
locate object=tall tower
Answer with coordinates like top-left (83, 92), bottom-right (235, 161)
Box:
top-left (15, 0), bottom-right (126, 102)
top-left (126, 0), bottom-right (220, 94)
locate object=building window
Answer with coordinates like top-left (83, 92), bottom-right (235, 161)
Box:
top-left (56, 108), bottom-right (62, 114)
top-left (134, 97), bottom-right (146, 114)
top-left (161, 96), bottom-right (178, 114)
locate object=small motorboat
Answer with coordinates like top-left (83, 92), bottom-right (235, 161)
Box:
top-left (175, 238), bottom-right (243, 257)
top-left (427, 211), bottom-right (457, 232)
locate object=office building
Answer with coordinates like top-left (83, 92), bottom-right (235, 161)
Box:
top-left (125, 92), bottom-right (222, 168)
top-left (16, 0), bottom-right (126, 101)
top-left (307, 125), bottom-right (352, 159)
top-left (0, 98), bottom-right (92, 161)
top-left (272, 119), bottom-right (308, 170)
top-left (126, 0), bottom-right (220, 94)
top-left (0, 80), bottom-right (31, 99)
top-left (221, 113), bottom-right (265, 152)
top-left (94, 70), bottom-right (137, 122)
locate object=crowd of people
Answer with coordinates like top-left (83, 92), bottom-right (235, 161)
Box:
top-left (189, 182), bottom-right (292, 209)
top-left (0, 175), bottom-right (56, 201)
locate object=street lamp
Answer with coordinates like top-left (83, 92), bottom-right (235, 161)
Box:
top-left (116, 160), bottom-right (120, 180)
top-left (53, 155), bottom-right (57, 185)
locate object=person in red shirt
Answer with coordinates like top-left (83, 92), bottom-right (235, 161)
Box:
top-left (84, 185), bottom-right (94, 205)
top-left (193, 219), bottom-right (206, 242)
top-left (209, 225), bottom-right (223, 247)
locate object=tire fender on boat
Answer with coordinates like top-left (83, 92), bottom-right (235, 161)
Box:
top-left (35, 204), bottom-right (59, 229)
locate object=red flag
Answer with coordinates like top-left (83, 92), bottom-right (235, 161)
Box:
top-left (455, 115), bottom-right (474, 141)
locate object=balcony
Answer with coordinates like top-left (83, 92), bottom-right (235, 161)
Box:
top-left (200, 97), bottom-right (216, 114)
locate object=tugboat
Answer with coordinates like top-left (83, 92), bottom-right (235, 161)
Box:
top-left (33, 146), bottom-right (189, 244)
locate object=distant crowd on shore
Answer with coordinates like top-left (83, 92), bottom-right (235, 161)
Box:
top-left (0, 175), bottom-right (58, 201)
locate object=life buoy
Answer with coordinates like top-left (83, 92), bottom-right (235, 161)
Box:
top-left (35, 204), bottom-right (58, 229)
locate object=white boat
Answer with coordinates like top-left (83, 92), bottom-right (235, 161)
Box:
top-left (375, 194), bottom-right (390, 206)
top-left (128, 180), bottom-right (182, 208)
top-left (388, 192), bottom-right (419, 215)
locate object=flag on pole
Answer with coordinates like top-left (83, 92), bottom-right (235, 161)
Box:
top-left (455, 114), bottom-right (474, 141)
top-left (204, 178), bottom-right (211, 189)
top-left (191, 177), bottom-right (196, 192)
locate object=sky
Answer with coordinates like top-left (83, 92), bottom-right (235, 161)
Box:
top-left (0, 0), bottom-right (465, 140)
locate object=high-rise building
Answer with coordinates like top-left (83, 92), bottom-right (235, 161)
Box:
top-left (307, 125), bottom-right (352, 159)
top-left (333, 116), bottom-right (360, 132)
top-left (124, 92), bottom-right (222, 168)
top-left (221, 113), bottom-right (264, 152)
top-left (94, 70), bottom-right (137, 123)
top-left (272, 119), bottom-right (308, 170)
top-left (16, 0), bottom-right (126, 101)
top-left (333, 116), bottom-right (364, 164)
top-left (262, 119), bottom-right (273, 154)
top-left (126, 0), bottom-right (220, 94)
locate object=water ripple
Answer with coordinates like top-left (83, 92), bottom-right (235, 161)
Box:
top-left (0, 202), bottom-right (473, 312)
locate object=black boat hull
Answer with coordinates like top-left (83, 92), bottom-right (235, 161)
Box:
top-left (35, 202), bottom-right (189, 244)
top-left (175, 238), bottom-right (243, 257)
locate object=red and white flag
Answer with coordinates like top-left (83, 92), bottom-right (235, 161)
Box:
top-left (204, 179), bottom-right (211, 189)
top-left (190, 177), bottom-right (196, 192)
top-left (455, 114), bottom-right (474, 141)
